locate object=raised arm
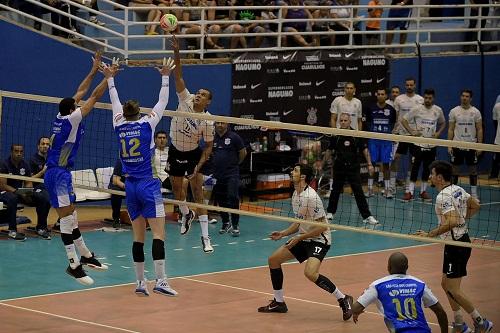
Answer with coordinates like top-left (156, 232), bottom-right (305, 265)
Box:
top-left (152, 57), bottom-right (176, 114)
top-left (102, 63), bottom-right (122, 118)
top-left (73, 50), bottom-right (102, 103)
top-left (79, 77), bottom-right (108, 118)
top-left (170, 35), bottom-right (186, 93)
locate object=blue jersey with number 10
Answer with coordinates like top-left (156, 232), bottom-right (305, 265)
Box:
top-left (357, 274), bottom-right (438, 333)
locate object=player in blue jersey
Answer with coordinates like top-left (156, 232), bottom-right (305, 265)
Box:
top-left (352, 252), bottom-right (448, 333)
top-left (103, 57), bottom-right (178, 297)
top-left (44, 51), bottom-right (109, 286)
top-left (365, 88), bottom-right (397, 198)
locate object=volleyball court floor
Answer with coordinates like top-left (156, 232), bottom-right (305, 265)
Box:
top-left (0, 188), bottom-right (499, 332)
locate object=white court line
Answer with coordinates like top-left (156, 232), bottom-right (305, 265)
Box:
top-left (179, 276), bottom-right (444, 328)
top-left (0, 303), bottom-right (141, 333)
top-left (0, 243), bottom-right (435, 303)
top-left (480, 201), bottom-right (500, 206)
top-left (394, 198), bottom-right (433, 206)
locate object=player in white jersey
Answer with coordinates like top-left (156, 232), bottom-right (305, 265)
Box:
top-left (330, 82), bottom-right (363, 130)
top-left (489, 101), bottom-right (500, 179)
top-left (416, 160), bottom-right (493, 333)
top-left (401, 89), bottom-right (446, 201)
top-left (170, 35), bottom-right (215, 253)
top-left (352, 252), bottom-right (449, 333)
top-left (390, 78), bottom-right (424, 194)
top-left (448, 90), bottom-right (483, 201)
top-left (257, 163), bottom-right (354, 321)
top-left (385, 85), bottom-right (400, 108)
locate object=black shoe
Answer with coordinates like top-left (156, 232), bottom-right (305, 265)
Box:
top-left (80, 253), bottom-right (109, 271)
top-left (338, 295), bottom-right (353, 321)
top-left (37, 228), bottom-right (51, 240)
top-left (258, 299), bottom-right (288, 313)
top-left (8, 230), bottom-right (27, 241)
top-left (112, 218), bottom-right (121, 228)
top-left (219, 223), bottom-right (231, 234)
top-left (66, 265), bottom-right (94, 285)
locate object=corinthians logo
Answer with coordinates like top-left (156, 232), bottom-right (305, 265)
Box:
top-left (307, 107), bottom-right (318, 125)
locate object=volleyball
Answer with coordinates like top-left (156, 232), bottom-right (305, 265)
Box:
top-left (160, 14), bottom-right (178, 32)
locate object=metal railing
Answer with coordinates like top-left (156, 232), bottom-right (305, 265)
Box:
top-left (1, 0), bottom-right (498, 60)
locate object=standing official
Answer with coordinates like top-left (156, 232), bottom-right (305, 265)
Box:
top-left (326, 113), bottom-right (379, 225)
top-left (212, 122), bottom-right (246, 236)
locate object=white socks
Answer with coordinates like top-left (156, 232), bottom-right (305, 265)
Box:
top-left (274, 289), bottom-right (284, 302)
top-left (199, 214), bottom-right (209, 238)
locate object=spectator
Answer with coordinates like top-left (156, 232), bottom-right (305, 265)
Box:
top-left (128, 0), bottom-right (162, 35)
top-left (385, 0), bottom-right (414, 53)
top-left (182, 0), bottom-right (223, 50)
top-left (330, 0), bottom-right (362, 45)
top-left (86, 0), bottom-right (106, 26)
top-left (365, 0), bottom-right (383, 45)
top-left (464, 0), bottom-right (490, 52)
top-left (232, 0), bottom-right (269, 47)
top-left (0, 144), bottom-right (51, 240)
top-left (281, 0), bottom-right (314, 47)
top-left (312, 1), bottom-right (335, 46)
top-left (0, 192), bottom-right (26, 241)
top-left (109, 159), bottom-right (125, 228)
top-left (208, 0), bottom-right (246, 50)
top-left (212, 122), bottom-right (247, 236)
top-left (154, 130), bottom-right (172, 192)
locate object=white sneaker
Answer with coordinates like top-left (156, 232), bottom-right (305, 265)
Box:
top-left (180, 210), bottom-right (195, 235)
top-left (364, 190), bottom-right (374, 198)
top-left (201, 236), bottom-right (214, 253)
top-left (384, 188), bottom-right (394, 199)
top-left (135, 280), bottom-right (150, 296)
top-left (326, 213), bottom-right (334, 220)
top-left (208, 218), bottom-right (218, 224)
top-left (363, 216), bottom-right (379, 225)
top-left (153, 278), bottom-right (178, 296)
top-left (89, 16), bottom-right (106, 26)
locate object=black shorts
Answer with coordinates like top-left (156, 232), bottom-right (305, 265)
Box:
top-left (443, 234), bottom-right (472, 278)
top-left (167, 144), bottom-right (202, 177)
top-left (450, 148), bottom-right (478, 166)
top-left (288, 240), bottom-right (330, 263)
top-left (396, 141), bottom-right (412, 155)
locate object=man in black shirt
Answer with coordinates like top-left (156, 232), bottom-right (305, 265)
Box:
top-left (109, 159), bottom-right (126, 228)
top-left (326, 114), bottom-right (379, 225)
top-left (0, 144), bottom-right (51, 239)
top-left (29, 136), bottom-right (50, 182)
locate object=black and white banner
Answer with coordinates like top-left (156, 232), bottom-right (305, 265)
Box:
top-left (231, 50), bottom-right (389, 139)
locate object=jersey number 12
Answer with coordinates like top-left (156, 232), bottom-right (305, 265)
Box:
top-left (120, 138), bottom-right (141, 158)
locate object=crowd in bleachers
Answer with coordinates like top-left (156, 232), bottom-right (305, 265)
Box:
top-left (2, 0), bottom-right (498, 52)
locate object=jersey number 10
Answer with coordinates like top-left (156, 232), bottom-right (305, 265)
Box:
top-left (120, 138), bottom-right (141, 158)
top-left (392, 297), bottom-right (418, 321)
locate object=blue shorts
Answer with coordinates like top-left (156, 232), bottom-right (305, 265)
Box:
top-left (125, 177), bottom-right (165, 221)
top-left (44, 167), bottom-right (76, 208)
top-left (369, 140), bottom-right (393, 164)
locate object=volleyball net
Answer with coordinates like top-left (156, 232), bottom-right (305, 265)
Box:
top-left (1, 90), bottom-right (499, 250)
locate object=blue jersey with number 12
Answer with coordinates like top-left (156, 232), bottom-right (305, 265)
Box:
top-left (357, 274), bottom-right (438, 333)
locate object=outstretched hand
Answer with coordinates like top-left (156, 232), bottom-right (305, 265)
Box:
top-left (269, 231), bottom-right (283, 241)
top-left (101, 59), bottom-right (120, 78)
top-left (157, 57), bottom-right (176, 76)
top-left (91, 50), bottom-right (103, 73)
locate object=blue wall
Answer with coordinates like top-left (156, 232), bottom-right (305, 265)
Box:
top-left (1, 19), bottom-right (499, 170)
